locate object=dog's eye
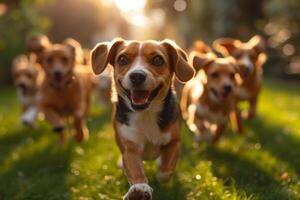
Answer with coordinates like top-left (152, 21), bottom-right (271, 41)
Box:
top-left (117, 55), bottom-right (129, 66)
top-left (230, 73), bottom-right (235, 80)
top-left (26, 73), bottom-right (33, 79)
top-left (46, 57), bottom-right (53, 64)
top-left (150, 55), bottom-right (164, 66)
top-left (210, 72), bottom-right (219, 79)
top-left (61, 56), bottom-right (69, 64)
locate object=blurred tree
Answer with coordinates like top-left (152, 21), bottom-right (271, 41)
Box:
top-left (264, 0), bottom-right (300, 77)
top-left (0, 0), bottom-right (50, 85)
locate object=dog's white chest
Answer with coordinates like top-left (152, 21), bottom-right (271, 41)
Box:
top-left (118, 109), bottom-right (171, 146)
top-left (18, 89), bottom-right (36, 107)
top-left (195, 104), bottom-right (227, 124)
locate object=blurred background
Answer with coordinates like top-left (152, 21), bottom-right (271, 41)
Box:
top-left (1, 0), bottom-right (300, 85)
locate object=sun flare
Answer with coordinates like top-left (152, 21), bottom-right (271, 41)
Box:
top-left (113, 0), bottom-right (146, 12)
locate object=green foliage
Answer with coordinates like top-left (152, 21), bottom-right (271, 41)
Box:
top-left (0, 79), bottom-right (299, 199)
top-left (0, 0), bottom-right (50, 84)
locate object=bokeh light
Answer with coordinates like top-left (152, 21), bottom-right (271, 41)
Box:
top-left (0, 3), bottom-right (7, 16)
top-left (174, 0), bottom-right (187, 12)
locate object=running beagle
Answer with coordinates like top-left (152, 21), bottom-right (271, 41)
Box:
top-left (213, 35), bottom-right (267, 119)
top-left (91, 38), bottom-right (194, 200)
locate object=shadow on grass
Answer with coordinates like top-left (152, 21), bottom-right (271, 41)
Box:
top-left (249, 117), bottom-right (300, 176)
top-left (206, 147), bottom-right (295, 199)
top-left (0, 136), bottom-right (73, 200)
top-left (150, 175), bottom-right (189, 200)
top-left (87, 107), bottom-right (112, 135)
top-left (0, 106), bottom-right (112, 200)
top-left (202, 115), bottom-right (300, 199)
top-left (0, 127), bottom-right (42, 165)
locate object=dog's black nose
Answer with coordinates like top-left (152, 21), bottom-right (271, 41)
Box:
top-left (18, 83), bottom-right (26, 89)
top-left (54, 71), bottom-right (62, 80)
top-left (223, 85), bottom-right (232, 93)
top-left (130, 72), bottom-right (146, 85)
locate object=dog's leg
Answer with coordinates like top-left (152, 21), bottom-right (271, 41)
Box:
top-left (122, 140), bottom-right (152, 200)
top-left (157, 138), bottom-right (180, 183)
top-left (230, 109), bottom-right (243, 134)
top-left (193, 117), bottom-right (211, 143)
top-left (212, 123), bottom-right (227, 143)
top-left (73, 117), bottom-right (89, 142)
top-left (248, 96), bottom-right (257, 119)
top-left (43, 107), bottom-right (66, 143)
top-left (243, 96), bottom-right (257, 119)
top-left (73, 105), bottom-right (89, 142)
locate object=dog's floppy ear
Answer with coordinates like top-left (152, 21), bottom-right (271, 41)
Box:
top-left (63, 38), bottom-right (84, 64)
top-left (191, 51), bottom-right (215, 71)
top-left (91, 38), bottom-right (124, 75)
top-left (162, 40), bottom-right (195, 83)
top-left (192, 40), bottom-right (213, 54)
top-left (27, 35), bottom-right (50, 53)
top-left (248, 35), bottom-right (266, 54)
top-left (12, 54), bottom-right (29, 72)
top-left (27, 35), bottom-right (51, 63)
top-left (248, 35), bottom-right (268, 67)
top-left (213, 38), bottom-right (241, 56)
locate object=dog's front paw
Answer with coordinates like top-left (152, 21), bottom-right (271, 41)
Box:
top-left (195, 129), bottom-right (212, 144)
top-left (157, 171), bottom-right (173, 183)
top-left (242, 110), bottom-right (256, 120)
top-left (123, 183), bottom-right (153, 200)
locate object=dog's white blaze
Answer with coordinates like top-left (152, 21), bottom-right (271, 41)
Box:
top-left (122, 43), bottom-right (154, 89)
top-left (241, 55), bottom-right (254, 72)
top-left (123, 183), bottom-right (153, 200)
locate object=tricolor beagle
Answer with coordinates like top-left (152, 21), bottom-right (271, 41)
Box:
top-left (91, 38), bottom-right (194, 200)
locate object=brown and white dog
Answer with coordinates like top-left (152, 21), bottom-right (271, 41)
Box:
top-left (181, 41), bottom-right (242, 143)
top-left (91, 38), bottom-right (194, 200)
top-left (29, 36), bottom-right (94, 143)
top-left (213, 35), bottom-right (267, 119)
top-left (11, 54), bottom-right (44, 127)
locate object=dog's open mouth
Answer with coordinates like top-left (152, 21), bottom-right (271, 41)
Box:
top-left (211, 88), bottom-right (230, 102)
top-left (118, 80), bottom-right (163, 111)
top-left (130, 90), bottom-right (151, 106)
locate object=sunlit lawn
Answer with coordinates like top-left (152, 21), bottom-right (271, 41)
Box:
top-left (0, 79), bottom-right (299, 200)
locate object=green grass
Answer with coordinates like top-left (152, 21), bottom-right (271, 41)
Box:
top-left (0, 79), bottom-right (299, 200)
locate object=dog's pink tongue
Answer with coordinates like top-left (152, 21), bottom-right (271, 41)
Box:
top-left (131, 90), bottom-right (150, 105)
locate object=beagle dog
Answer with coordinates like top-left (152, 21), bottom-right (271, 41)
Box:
top-left (181, 41), bottom-right (242, 143)
top-left (29, 36), bottom-right (94, 143)
top-left (11, 54), bottom-right (44, 127)
top-left (173, 40), bottom-right (213, 99)
top-left (213, 35), bottom-right (267, 119)
top-left (91, 38), bottom-right (194, 200)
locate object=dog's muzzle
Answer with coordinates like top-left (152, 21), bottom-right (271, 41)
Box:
top-left (119, 80), bottom-right (163, 112)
